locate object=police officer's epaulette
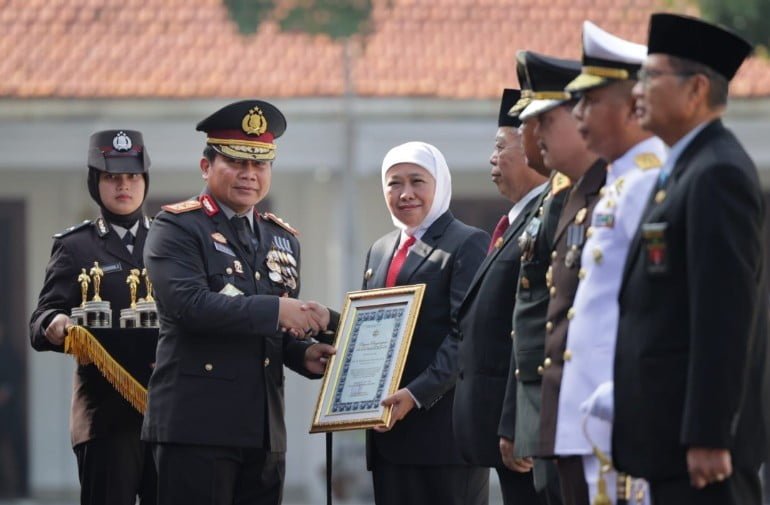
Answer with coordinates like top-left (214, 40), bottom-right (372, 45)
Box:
top-left (634, 153), bottom-right (663, 170)
top-left (261, 212), bottom-right (299, 236)
top-left (549, 172), bottom-right (572, 196)
top-left (162, 200), bottom-right (203, 214)
top-left (53, 220), bottom-right (91, 239)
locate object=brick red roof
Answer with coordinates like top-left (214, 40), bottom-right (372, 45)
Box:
top-left (2, 0), bottom-right (768, 99)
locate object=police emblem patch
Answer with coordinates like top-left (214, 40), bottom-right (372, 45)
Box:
top-left (112, 131), bottom-right (132, 152)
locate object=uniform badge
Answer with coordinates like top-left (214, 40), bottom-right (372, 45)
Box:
top-left (642, 222), bottom-right (668, 275)
top-left (593, 213), bottom-right (615, 228)
top-left (242, 107), bottom-right (268, 136)
top-left (518, 217), bottom-right (541, 261)
top-left (200, 195), bottom-right (219, 216)
top-left (211, 233), bottom-right (227, 244)
top-left (233, 260), bottom-right (244, 274)
top-left (564, 224), bottom-right (586, 269)
top-left (219, 283), bottom-right (243, 297)
top-left (112, 131), bottom-right (132, 152)
top-left (564, 245), bottom-right (580, 269)
top-left (214, 242), bottom-right (236, 257)
top-left (95, 217), bottom-right (110, 237)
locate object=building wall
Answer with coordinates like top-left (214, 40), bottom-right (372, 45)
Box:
top-left (3, 96), bottom-right (770, 498)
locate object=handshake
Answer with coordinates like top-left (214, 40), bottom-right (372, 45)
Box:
top-left (278, 298), bottom-right (333, 340)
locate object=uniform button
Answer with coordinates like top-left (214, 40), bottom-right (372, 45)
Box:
top-left (599, 187), bottom-right (607, 197)
top-left (204, 363), bottom-right (213, 372)
top-left (563, 350), bottom-right (573, 362)
top-left (545, 321), bottom-right (553, 332)
top-left (578, 268), bottom-right (587, 280)
top-left (510, 330), bottom-right (516, 339)
top-left (225, 267), bottom-right (233, 275)
top-left (537, 365), bottom-right (544, 375)
top-left (586, 227), bottom-right (594, 239)
top-left (544, 357), bottom-right (552, 368)
top-left (515, 369), bottom-right (521, 380)
top-left (551, 251), bottom-right (558, 260)
top-left (567, 308), bottom-right (576, 320)
top-left (592, 248), bottom-right (603, 264)
top-left (255, 272), bottom-right (261, 281)
top-left (550, 286), bottom-right (556, 297)
top-left (264, 358), bottom-right (270, 367)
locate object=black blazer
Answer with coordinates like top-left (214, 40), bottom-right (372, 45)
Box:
top-left (614, 120), bottom-right (768, 480)
top-left (363, 211), bottom-right (488, 466)
top-left (452, 196), bottom-right (539, 466)
top-left (141, 195), bottom-right (315, 451)
top-left (29, 216), bottom-right (152, 446)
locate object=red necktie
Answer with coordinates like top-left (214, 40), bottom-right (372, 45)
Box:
top-left (488, 215), bottom-right (509, 253)
top-left (386, 235), bottom-right (416, 287)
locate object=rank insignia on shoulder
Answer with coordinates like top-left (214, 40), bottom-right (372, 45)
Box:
top-left (634, 153), bottom-right (663, 170)
top-left (162, 200), bottom-right (202, 214)
top-left (550, 172), bottom-right (572, 196)
top-left (261, 212), bottom-right (299, 236)
top-left (53, 219), bottom-right (91, 239)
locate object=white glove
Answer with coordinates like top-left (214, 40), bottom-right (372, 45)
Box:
top-left (580, 381), bottom-right (614, 423)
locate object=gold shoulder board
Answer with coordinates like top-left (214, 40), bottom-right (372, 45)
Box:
top-left (162, 200), bottom-right (202, 214)
top-left (262, 212), bottom-right (299, 236)
top-left (634, 153), bottom-right (663, 170)
top-left (550, 172), bottom-right (572, 196)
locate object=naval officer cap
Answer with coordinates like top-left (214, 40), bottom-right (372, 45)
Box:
top-left (566, 21), bottom-right (647, 93)
top-left (498, 89), bottom-right (522, 128)
top-left (87, 130), bottom-right (150, 174)
top-left (518, 52), bottom-right (581, 121)
top-left (647, 13), bottom-right (752, 81)
top-left (196, 100), bottom-right (287, 161)
top-left (508, 51), bottom-right (533, 118)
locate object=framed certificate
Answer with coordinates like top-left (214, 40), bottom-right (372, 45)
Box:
top-left (310, 284), bottom-right (426, 433)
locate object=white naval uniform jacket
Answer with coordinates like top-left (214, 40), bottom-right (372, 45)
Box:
top-left (554, 136), bottom-right (667, 455)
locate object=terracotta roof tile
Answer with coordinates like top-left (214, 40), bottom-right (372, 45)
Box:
top-left (2, 0), bottom-right (768, 98)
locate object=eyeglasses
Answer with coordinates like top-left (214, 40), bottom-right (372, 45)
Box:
top-left (636, 68), bottom-right (696, 84)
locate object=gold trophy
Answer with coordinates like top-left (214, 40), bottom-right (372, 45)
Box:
top-left (135, 268), bottom-right (159, 328)
top-left (120, 269), bottom-right (142, 328)
top-left (70, 268), bottom-right (91, 325)
top-left (80, 261), bottom-right (112, 328)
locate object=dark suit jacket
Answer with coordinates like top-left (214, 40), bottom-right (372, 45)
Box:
top-left (614, 120), bottom-right (768, 480)
top-left (141, 193), bottom-right (316, 451)
top-left (363, 210), bottom-right (488, 467)
top-left (539, 159), bottom-right (606, 456)
top-left (502, 176), bottom-right (570, 458)
top-left (29, 216), bottom-right (152, 447)
top-left (452, 196), bottom-right (539, 466)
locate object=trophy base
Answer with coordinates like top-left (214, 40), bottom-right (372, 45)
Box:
top-left (83, 301), bottom-right (112, 328)
top-left (70, 307), bottom-right (86, 326)
top-left (136, 300), bottom-right (159, 328)
top-left (120, 308), bottom-right (139, 328)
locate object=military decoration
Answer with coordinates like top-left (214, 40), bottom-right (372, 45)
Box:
top-left (642, 222), bottom-right (669, 275)
top-left (266, 236), bottom-right (298, 291)
top-left (518, 217), bottom-right (541, 261)
top-left (564, 222), bottom-right (586, 269)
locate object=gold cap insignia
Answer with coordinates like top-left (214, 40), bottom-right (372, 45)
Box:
top-left (242, 107), bottom-right (268, 136)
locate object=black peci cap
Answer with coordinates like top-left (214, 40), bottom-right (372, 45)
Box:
top-left (647, 13), bottom-right (752, 81)
top-left (498, 89), bottom-right (522, 128)
top-left (87, 130), bottom-right (150, 174)
top-left (196, 100), bottom-right (287, 161)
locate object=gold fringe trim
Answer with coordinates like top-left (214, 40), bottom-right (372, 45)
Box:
top-left (64, 326), bottom-right (147, 414)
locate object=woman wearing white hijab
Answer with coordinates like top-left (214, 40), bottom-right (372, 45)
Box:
top-left (362, 141), bottom-right (490, 505)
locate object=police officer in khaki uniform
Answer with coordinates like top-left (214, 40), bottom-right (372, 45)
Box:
top-left (517, 49), bottom-right (608, 505)
top-left (30, 130), bottom-right (157, 505)
top-left (141, 100), bottom-right (336, 505)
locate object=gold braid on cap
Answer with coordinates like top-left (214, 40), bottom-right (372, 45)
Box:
top-left (207, 137), bottom-right (276, 161)
top-left (582, 66), bottom-right (630, 80)
top-left (531, 90), bottom-right (572, 100)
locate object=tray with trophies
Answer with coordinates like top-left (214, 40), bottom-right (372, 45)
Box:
top-left (65, 262), bottom-right (160, 413)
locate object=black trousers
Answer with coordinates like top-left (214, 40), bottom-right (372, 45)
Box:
top-left (372, 451), bottom-right (490, 505)
top-left (533, 458), bottom-right (564, 505)
top-left (649, 466), bottom-right (762, 505)
top-left (496, 465), bottom-right (539, 505)
top-left (73, 432), bottom-right (157, 505)
top-left (152, 442), bottom-right (283, 505)
top-left (555, 456), bottom-right (590, 505)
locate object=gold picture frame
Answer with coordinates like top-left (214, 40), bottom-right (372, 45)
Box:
top-left (310, 284), bottom-right (426, 433)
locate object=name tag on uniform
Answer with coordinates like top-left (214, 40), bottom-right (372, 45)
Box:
top-left (214, 242), bottom-right (236, 257)
top-left (219, 283), bottom-right (243, 297)
top-left (101, 262), bottom-right (122, 274)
